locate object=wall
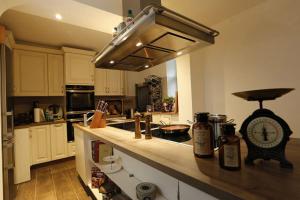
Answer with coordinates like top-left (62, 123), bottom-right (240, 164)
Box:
top-left (189, 0), bottom-right (300, 138)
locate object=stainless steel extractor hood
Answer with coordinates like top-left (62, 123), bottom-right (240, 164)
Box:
top-left (92, 5), bottom-right (219, 71)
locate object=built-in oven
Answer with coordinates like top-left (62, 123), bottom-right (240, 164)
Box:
top-left (66, 85), bottom-right (95, 142)
top-left (66, 85), bottom-right (95, 112)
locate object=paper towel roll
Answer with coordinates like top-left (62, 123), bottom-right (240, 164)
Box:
top-left (34, 108), bottom-right (44, 122)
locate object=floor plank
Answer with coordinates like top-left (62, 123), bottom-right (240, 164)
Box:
top-left (15, 158), bottom-right (91, 200)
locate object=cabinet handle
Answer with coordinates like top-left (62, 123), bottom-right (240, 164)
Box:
top-left (61, 86), bottom-right (64, 94)
top-left (107, 87), bottom-right (110, 93)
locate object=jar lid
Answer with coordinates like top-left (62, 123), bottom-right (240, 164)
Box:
top-left (222, 123), bottom-right (236, 135)
top-left (195, 112), bottom-right (209, 123)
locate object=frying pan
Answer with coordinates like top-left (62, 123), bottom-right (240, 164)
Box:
top-left (159, 121), bottom-right (190, 134)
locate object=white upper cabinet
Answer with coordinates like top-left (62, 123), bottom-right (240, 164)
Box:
top-left (64, 53), bottom-right (95, 85)
top-left (48, 54), bottom-right (64, 96)
top-left (95, 68), bottom-right (125, 96)
top-left (95, 68), bottom-right (107, 95)
top-left (13, 50), bottom-right (48, 96)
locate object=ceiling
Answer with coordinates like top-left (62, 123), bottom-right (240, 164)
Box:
top-left (0, 0), bottom-right (266, 51)
top-left (0, 10), bottom-right (112, 51)
top-left (161, 0), bottom-right (266, 26)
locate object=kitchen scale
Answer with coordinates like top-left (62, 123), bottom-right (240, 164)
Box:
top-left (233, 88), bottom-right (294, 169)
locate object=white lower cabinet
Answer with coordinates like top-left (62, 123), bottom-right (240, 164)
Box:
top-left (14, 128), bottom-right (31, 184)
top-left (67, 142), bottom-right (76, 157)
top-left (50, 123), bottom-right (68, 160)
top-left (74, 128), bottom-right (88, 185)
top-left (30, 125), bottom-right (52, 165)
top-left (14, 123), bottom-right (71, 183)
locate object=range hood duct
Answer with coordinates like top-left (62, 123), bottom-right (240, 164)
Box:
top-left (92, 5), bottom-right (219, 71)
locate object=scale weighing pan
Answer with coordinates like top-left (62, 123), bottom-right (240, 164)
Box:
top-left (232, 88), bottom-right (294, 101)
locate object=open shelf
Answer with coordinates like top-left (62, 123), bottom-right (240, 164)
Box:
top-left (88, 158), bottom-right (167, 200)
top-left (87, 183), bottom-right (103, 200)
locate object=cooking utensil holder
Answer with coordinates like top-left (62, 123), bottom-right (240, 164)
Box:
top-left (90, 111), bottom-right (106, 128)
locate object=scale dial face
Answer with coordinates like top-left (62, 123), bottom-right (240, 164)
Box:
top-left (246, 117), bottom-right (284, 149)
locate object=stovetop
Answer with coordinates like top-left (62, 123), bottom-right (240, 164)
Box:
top-left (108, 121), bottom-right (192, 143)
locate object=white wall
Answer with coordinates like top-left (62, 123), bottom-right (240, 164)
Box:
top-left (176, 54), bottom-right (193, 122)
top-left (189, 0), bottom-right (300, 138)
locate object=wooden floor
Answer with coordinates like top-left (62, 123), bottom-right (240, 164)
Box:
top-left (15, 158), bottom-right (92, 200)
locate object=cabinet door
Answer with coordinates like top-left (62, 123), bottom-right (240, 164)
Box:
top-left (65, 53), bottom-right (94, 85)
top-left (95, 68), bottom-right (107, 95)
top-left (106, 69), bottom-right (123, 95)
top-left (14, 128), bottom-right (31, 184)
top-left (48, 54), bottom-right (64, 96)
top-left (50, 123), bottom-right (68, 160)
top-left (30, 125), bottom-right (51, 165)
top-left (13, 50), bottom-right (48, 96)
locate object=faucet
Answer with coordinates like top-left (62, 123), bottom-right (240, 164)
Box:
top-left (83, 112), bottom-right (94, 127)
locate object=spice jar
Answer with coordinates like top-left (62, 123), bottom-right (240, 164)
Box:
top-left (219, 123), bottom-right (241, 170)
top-left (192, 112), bottom-right (214, 158)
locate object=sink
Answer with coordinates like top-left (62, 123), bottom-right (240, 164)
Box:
top-left (108, 121), bottom-right (160, 132)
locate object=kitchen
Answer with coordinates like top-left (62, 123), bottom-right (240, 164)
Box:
top-left (0, 0), bottom-right (300, 200)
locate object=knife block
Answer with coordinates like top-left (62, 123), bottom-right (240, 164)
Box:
top-left (90, 111), bottom-right (106, 128)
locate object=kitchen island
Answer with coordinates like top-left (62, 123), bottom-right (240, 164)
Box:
top-left (74, 123), bottom-right (300, 200)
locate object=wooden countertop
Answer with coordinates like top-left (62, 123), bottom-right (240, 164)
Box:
top-left (74, 124), bottom-right (300, 200)
top-left (15, 120), bottom-right (66, 129)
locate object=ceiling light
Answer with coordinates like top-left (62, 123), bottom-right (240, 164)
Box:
top-left (109, 60), bottom-right (115, 64)
top-left (145, 65), bottom-right (149, 68)
top-left (55, 13), bottom-right (62, 20)
top-left (177, 51), bottom-right (182, 56)
top-left (136, 42), bottom-right (143, 47)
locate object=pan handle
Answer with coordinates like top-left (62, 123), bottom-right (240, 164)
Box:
top-left (159, 120), bottom-right (167, 125)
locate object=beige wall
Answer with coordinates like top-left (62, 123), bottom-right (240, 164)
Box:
top-left (189, 0), bottom-right (300, 138)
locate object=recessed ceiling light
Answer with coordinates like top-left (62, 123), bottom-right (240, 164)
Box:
top-left (145, 65), bottom-right (149, 68)
top-left (177, 51), bottom-right (182, 56)
top-left (109, 60), bottom-right (115, 64)
top-left (136, 42), bottom-right (143, 47)
top-left (55, 13), bottom-right (62, 20)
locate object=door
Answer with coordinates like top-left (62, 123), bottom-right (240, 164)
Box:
top-left (30, 125), bottom-right (51, 165)
top-left (13, 50), bottom-right (48, 96)
top-left (50, 123), bottom-right (68, 160)
top-left (65, 53), bottom-right (94, 85)
top-left (95, 68), bottom-right (107, 95)
top-left (106, 69), bottom-right (122, 95)
top-left (48, 54), bottom-right (64, 96)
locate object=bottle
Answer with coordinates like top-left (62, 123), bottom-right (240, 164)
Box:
top-left (125, 9), bottom-right (134, 26)
top-left (112, 27), bottom-right (118, 37)
top-left (219, 123), bottom-right (241, 170)
top-left (193, 112), bottom-right (214, 158)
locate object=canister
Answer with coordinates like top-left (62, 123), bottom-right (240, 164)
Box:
top-left (208, 114), bottom-right (227, 149)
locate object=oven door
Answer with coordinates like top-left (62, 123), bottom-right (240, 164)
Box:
top-left (66, 90), bottom-right (95, 112)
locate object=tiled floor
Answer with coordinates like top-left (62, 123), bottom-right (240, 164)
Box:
top-left (15, 158), bottom-right (92, 200)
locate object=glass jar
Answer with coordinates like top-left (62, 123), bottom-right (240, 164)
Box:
top-left (219, 123), bottom-right (241, 170)
top-left (192, 112), bottom-right (214, 158)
